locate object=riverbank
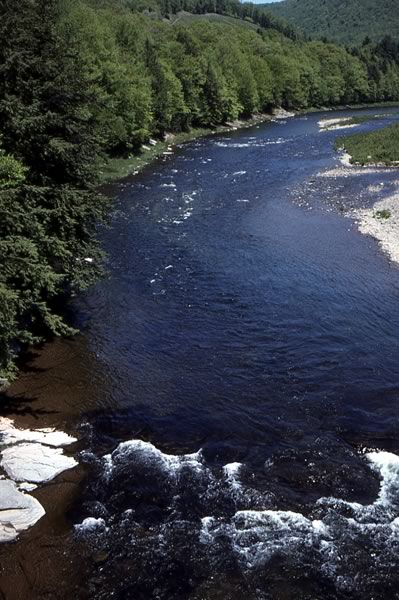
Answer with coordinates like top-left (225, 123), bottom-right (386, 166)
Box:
top-left (0, 417), bottom-right (79, 542)
top-left (100, 112), bottom-right (282, 183)
top-left (318, 113), bottom-right (391, 132)
top-left (320, 152), bottom-right (399, 266)
top-left (335, 122), bottom-right (399, 166)
top-left (352, 188), bottom-right (399, 264)
top-left (101, 102), bottom-right (399, 184)
top-left (327, 115), bottom-right (399, 263)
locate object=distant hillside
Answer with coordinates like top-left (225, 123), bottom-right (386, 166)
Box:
top-left (87, 0), bottom-right (299, 39)
top-left (266, 0), bottom-right (399, 45)
top-left (171, 11), bottom-right (259, 30)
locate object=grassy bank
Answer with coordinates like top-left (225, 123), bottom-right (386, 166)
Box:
top-left (336, 122), bottom-right (399, 165)
top-left (345, 114), bottom-right (388, 126)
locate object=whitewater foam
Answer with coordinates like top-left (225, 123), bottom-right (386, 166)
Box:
top-left (77, 440), bottom-right (399, 593)
top-left (75, 517), bottom-right (107, 534)
top-left (104, 439), bottom-right (204, 479)
top-left (215, 138), bottom-right (287, 149)
top-left (223, 462), bottom-right (243, 494)
top-left (160, 182), bottom-right (176, 188)
top-left (200, 449), bottom-right (399, 573)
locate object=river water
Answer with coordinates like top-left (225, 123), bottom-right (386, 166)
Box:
top-left (6, 108), bottom-right (399, 599)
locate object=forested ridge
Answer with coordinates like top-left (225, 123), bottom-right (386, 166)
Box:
top-left (1, 0), bottom-right (399, 380)
top-left (266, 0), bottom-right (399, 46)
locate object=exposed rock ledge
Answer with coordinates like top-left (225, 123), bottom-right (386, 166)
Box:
top-left (318, 117), bottom-right (359, 132)
top-left (0, 417), bottom-right (77, 543)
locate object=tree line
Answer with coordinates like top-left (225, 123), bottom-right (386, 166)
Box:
top-left (1, 0), bottom-right (399, 379)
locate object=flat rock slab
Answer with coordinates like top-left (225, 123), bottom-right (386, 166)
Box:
top-left (0, 479), bottom-right (45, 543)
top-left (0, 418), bottom-right (78, 542)
top-left (0, 417), bottom-right (77, 447)
top-left (1, 443), bottom-right (78, 484)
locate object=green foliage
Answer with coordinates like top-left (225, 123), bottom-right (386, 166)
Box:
top-left (1, 0), bottom-right (399, 377)
top-left (0, 0), bottom-right (108, 377)
top-left (0, 147), bottom-right (27, 189)
top-left (267, 0), bottom-right (399, 45)
top-left (150, 59), bottom-right (189, 133)
top-left (346, 115), bottom-right (386, 126)
top-left (336, 123), bottom-right (399, 166)
top-left (375, 209), bottom-right (392, 220)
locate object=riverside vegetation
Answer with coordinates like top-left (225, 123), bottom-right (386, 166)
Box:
top-left (336, 123), bottom-right (399, 166)
top-left (2, 0), bottom-right (399, 380)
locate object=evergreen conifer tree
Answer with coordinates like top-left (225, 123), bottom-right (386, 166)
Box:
top-left (0, 0), bottom-right (107, 377)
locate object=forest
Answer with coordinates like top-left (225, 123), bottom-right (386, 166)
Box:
top-left (267, 0), bottom-right (399, 46)
top-left (1, 0), bottom-right (399, 379)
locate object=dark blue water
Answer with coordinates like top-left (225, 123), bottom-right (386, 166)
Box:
top-left (74, 109), bottom-right (399, 599)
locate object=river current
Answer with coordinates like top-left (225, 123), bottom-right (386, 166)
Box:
top-left (11, 109), bottom-right (399, 599)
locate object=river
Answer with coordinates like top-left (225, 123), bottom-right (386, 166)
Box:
top-left (3, 107), bottom-right (399, 600)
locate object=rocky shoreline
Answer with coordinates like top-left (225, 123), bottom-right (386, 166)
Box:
top-left (0, 417), bottom-right (78, 542)
top-left (353, 189), bottom-right (399, 264)
top-left (317, 112), bottom-right (399, 265)
top-left (333, 152), bottom-right (399, 266)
